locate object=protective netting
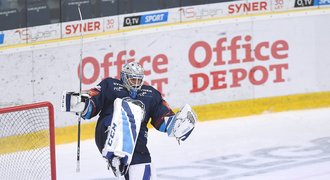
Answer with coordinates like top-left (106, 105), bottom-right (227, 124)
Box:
top-left (0, 103), bottom-right (55, 180)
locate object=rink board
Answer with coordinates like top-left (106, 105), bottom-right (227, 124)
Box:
top-left (0, 5), bottom-right (330, 145)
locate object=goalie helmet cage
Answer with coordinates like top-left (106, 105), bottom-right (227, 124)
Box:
top-left (0, 101), bottom-right (56, 180)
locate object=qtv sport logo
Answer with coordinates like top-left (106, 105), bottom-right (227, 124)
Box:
top-left (294, 0), bottom-right (314, 7)
top-left (316, 0), bottom-right (330, 5)
top-left (140, 12), bottom-right (168, 25)
top-left (123, 12), bottom-right (168, 27)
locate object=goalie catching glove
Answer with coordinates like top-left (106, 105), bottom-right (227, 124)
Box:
top-left (165, 104), bottom-right (197, 142)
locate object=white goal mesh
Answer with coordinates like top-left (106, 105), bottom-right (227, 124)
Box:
top-left (0, 102), bottom-right (56, 180)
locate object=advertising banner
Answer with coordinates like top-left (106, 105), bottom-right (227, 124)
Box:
top-left (1, 0), bottom-right (326, 47)
top-left (315, 0), bottom-right (330, 6)
top-left (61, 17), bottom-right (104, 38)
top-left (179, 0), bottom-right (273, 22)
top-left (26, 24), bottom-right (61, 43)
top-left (118, 8), bottom-right (180, 30)
top-left (294, 0), bottom-right (315, 8)
top-left (0, 34), bottom-right (4, 44)
top-left (103, 16), bottom-right (119, 32)
top-left (0, 28), bottom-right (26, 46)
top-left (271, 0), bottom-right (296, 11)
top-left (0, 24), bottom-right (61, 46)
top-left (228, 0), bottom-right (271, 15)
top-left (1, 11), bottom-right (330, 127)
top-left (179, 2), bottom-right (229, 22)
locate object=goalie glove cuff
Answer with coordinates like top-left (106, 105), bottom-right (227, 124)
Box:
top-left (165, 115), bottom-right (176, 137)
top-left (81, 99), bottom-right (94, 119)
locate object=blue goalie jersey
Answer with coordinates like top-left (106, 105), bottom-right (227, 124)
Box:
top-left (84, 77), bottom-right (174, 165)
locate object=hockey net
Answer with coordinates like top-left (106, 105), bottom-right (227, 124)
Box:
top-left (0, 102), bottom-right (56, 180)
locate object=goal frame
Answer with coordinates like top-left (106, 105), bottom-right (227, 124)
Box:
top-left (0, 101), bottom-right (56, 180)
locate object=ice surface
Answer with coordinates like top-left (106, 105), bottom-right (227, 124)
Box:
top-left (56, 108), bottom-right (330, 180)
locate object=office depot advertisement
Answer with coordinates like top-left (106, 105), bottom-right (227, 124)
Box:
top-left (0, 11), bottom-right (330, 127)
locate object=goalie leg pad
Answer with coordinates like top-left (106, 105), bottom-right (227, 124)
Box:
top-left (102, 98), bottom-right (144, 176)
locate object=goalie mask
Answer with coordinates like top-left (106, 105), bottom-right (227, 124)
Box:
top-left (120, 62), bottom-right (145, 98)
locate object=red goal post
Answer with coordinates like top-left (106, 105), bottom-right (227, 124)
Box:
top-left (0, 102), bottom-right (56, 180)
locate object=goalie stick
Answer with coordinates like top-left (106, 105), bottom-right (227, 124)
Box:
top-left (76, 4), bottom-right (84, 173)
